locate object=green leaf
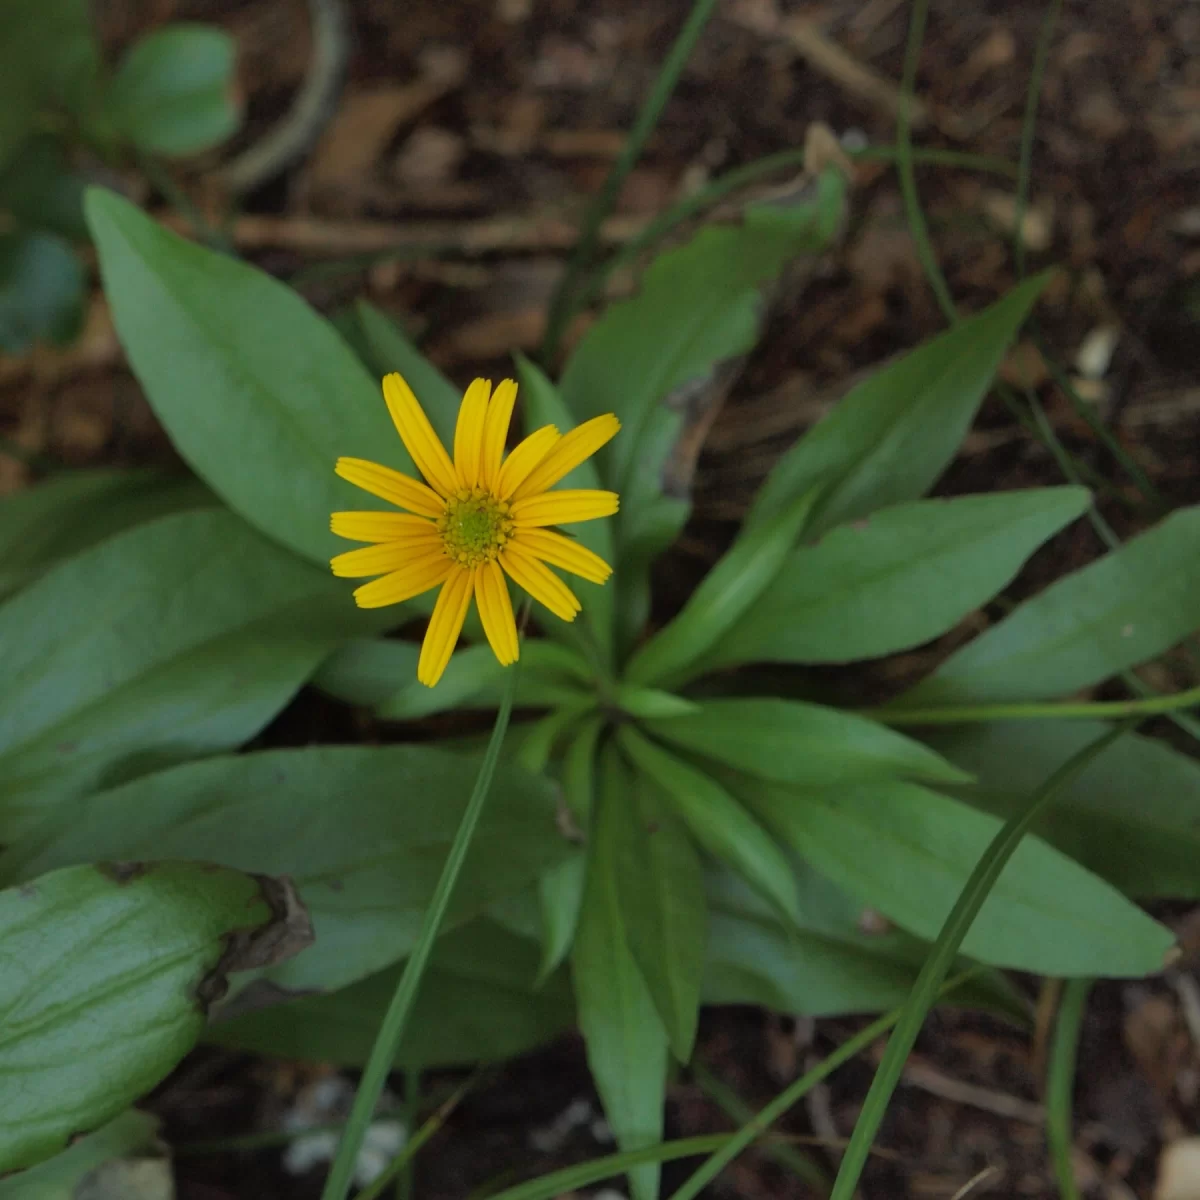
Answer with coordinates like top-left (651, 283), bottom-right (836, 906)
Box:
top-left (732, 774), bottom-right (1173, 977)
top-left (536, 716), bottom-right (603, 983)
top-left (353, 300), bottom-right (460, 450)
top-left (0, 468), bottom-right (210, 601)
top-left (703, 864), bottom-right (1024, 1021)
top-left (0, 231), bottom-right (84, 352)
top-left (0, 862), bottom-right (301, 1171)
top-left (625, 487), bottom-right (818, 686)
top-left (0, 135), bottom-right (88, 240)
top-left (618, 727), bottom-right (799, 924)
top-left (6, 744), bottom-right (571, 995)
top-left (85, 188), bottom-right (402, 565)
top-left (515, 352), bottom-right (615, 664)
top-left (0, 509), bottom-right (357, 839)
top-left (0, 1111), bottom-right (162, 1200)
top-left (699, 487), bottom-right (1090, 674)
top-left (562, 173), bottom-right (845, 490)
top-left (572, 748), bottom-right (668, 1200)
top-left (896, 506), bottom-right (1200, 707)
top-left (560, 171), bottom-right (846, 650)
top-left (614, 684), bottom-right (699, 719)
top-left (212, 919), bottom-right (574, 1070)
top-left (103, 25), bottom-right (240, 156)
top-left (747, 273), bottom-right (1052, 537)
top-left (930, 720), bottom-right (1200, 899)
top-left (610, 771), bottom-right (707, 1061)
top-left (646, 698), bottom-right (969, 788)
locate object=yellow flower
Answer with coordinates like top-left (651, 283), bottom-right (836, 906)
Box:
top-left (331, 373), bottom-right (620, 687)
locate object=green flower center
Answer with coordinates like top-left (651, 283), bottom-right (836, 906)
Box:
top-left (439, 490), bottom-right (513, 566)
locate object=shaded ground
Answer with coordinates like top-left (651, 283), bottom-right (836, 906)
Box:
top-left (4, 0), bottom-right (1200, 1195)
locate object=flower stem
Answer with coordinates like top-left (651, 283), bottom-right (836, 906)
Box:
top-left (863, 683), bottom-right (1200, 727)
top-left (318, 651), bottom-right (523, 1200)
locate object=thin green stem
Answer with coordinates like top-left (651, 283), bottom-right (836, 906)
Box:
top-left (1046, 978), bottom-right (1090, 1200)
top-left (865, 683), bottom-right (1200, 726)
top-left (667, 969), bottom-right (981, 1200)
top-left (824, 724), bottom-right (1130, 1200)
top-left (539, 0), bottom-right (720, 364)
top-left (354, 1072), bottom-right (480, 1200)
top-left (319, 658), bottom-right (523, 1200)
top-left (1013, 0), bottom-right (1062, 279)
top-left (691, 1059), bottom-right (831, 1195)
top-left (895, 0), bottom-right (956, 324)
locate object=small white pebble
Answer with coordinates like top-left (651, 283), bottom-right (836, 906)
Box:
top-left (283, 1131), bottom-right (339, 1176)
top-left (355, 1145), bottom-right (391, 1187)
top-left (364, 1119), bottom-right (408, 1159)
top-left (840, 128), bottom-right (869, 152)
top-left (1076, 325), bottom-right (1120, 380)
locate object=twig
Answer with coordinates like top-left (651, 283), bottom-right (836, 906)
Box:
top-left (727, 7), bottom-right (929, 128)
top-left (899, 1060), bottom-right (1044, 1124)
top-left (157, 211), bottom-right (649, 258)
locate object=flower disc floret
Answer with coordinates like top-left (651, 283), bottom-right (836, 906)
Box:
top-left (439, 490), bottom-right (512, 566)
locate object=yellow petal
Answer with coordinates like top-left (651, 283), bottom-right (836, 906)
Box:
top-left (500, 544), bottom-right (580, 623)
top-left (417, 567), bottom-right (475, 687)
top-left (382, 373), bottom-right (459, 497)
top-left (475, 559), bottom-right (519, 666)
top-left (453, 378), bottom-right (491, 490)
top-left (352, 549), bottom-right (453, 609)
top-left (510, 528), bottom-right (612, 585)
top-left (331, 511), bottom-right (440, 544)
top-left (509, 414), bottom-right (620, 502)
top-left (336, 458), bottom-right (445, 518)
top-left (332, 538), bottom-right (444, 578)
top-left (495, 425), bottom-right (560, 500)
top-left (479, 379), bottom-right (518, 492)
top-left (510, 489), bottom-right (620, 527)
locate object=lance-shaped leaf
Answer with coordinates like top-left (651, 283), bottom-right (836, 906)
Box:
top-left (645, 697), bottom-right (969, 788)
top-left (696, 487), bottom-right (1089, 675)
top-left (86, 189), bottom-right (405, 565)
top-left (560, 170), bottom-right (847, 649)
top-left (625, 487), bottom-right (818, 686)
top-left (619, 727), bottom-right (799, 924)
top-left (747, 273), bottom-right (1051, 537)
top-left (896, 505), bottom-right (1200, 707)
top-left (610, 771), bottom-right (707, 1061)
top-left (572, 748), bottom-right (668, 1200)
top-left (731, 774), bottom-right (1173, 978)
